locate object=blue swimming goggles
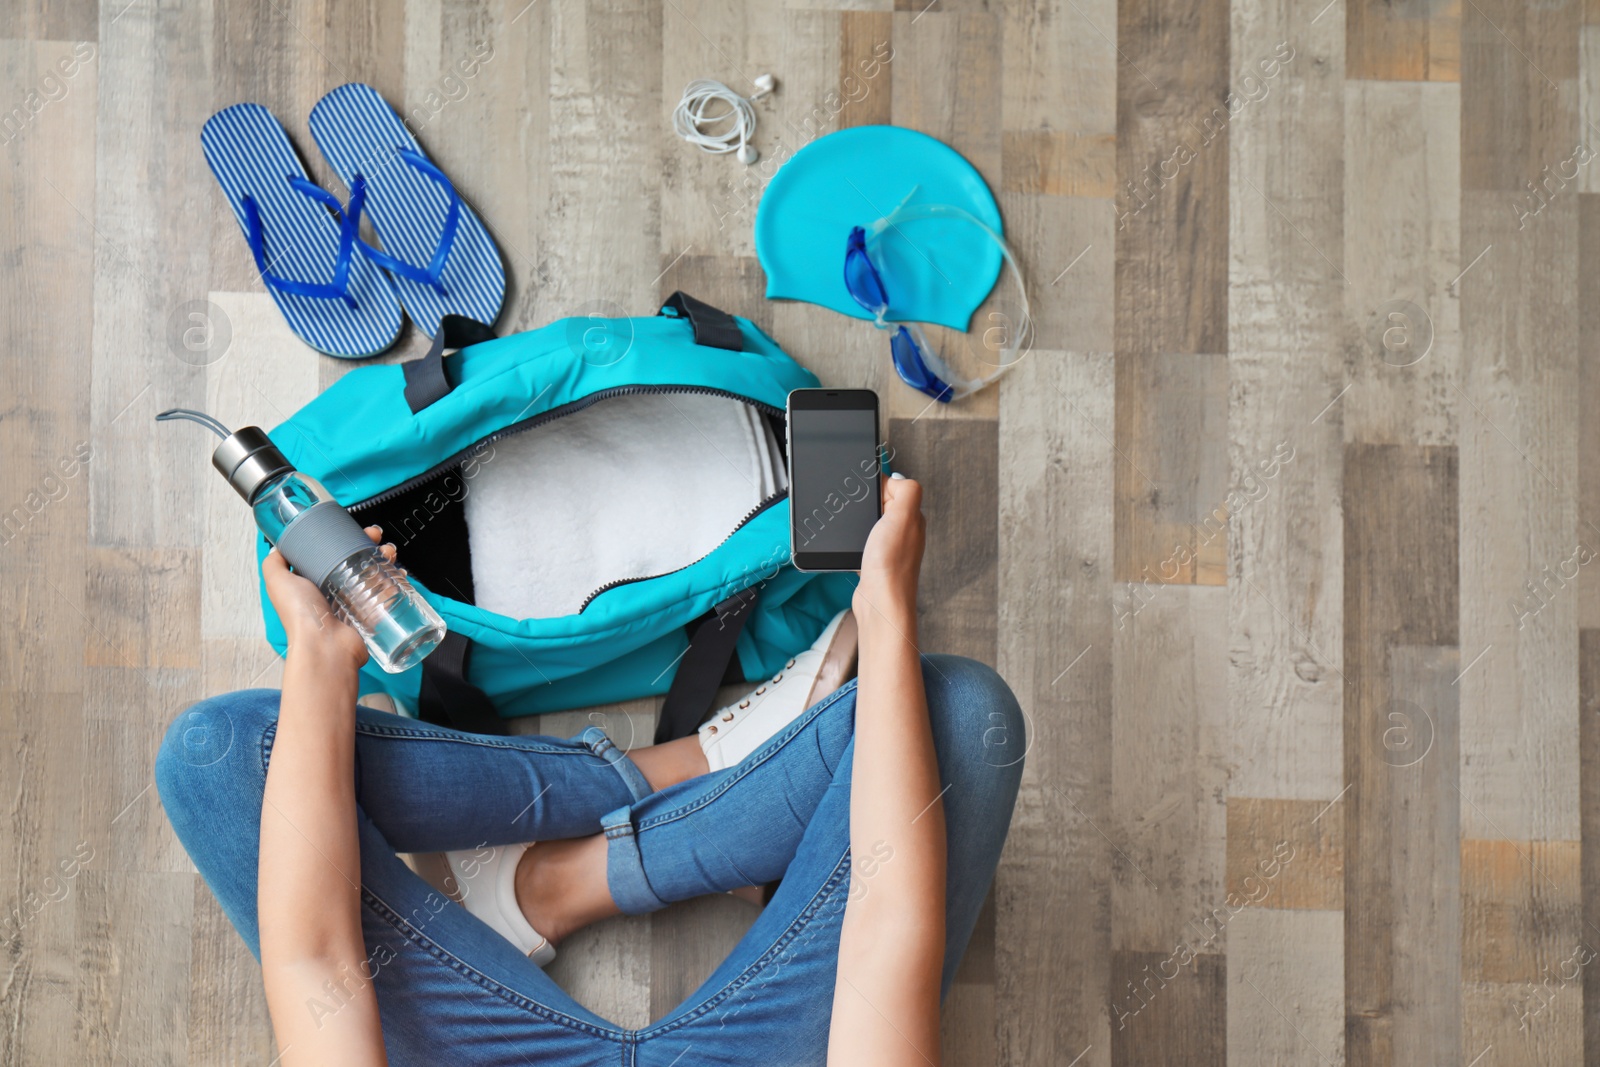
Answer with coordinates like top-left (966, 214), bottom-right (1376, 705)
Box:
top-left (843, 201), bottom-right (1032, 403)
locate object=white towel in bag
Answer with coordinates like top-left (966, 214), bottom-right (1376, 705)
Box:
top-left (464, 392), bottom-right (785, 619)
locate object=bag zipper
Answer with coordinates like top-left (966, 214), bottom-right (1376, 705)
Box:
top-left (577, 490), bottom-right (787, 613)
top-left (346, 385), bottom-right (785, 512)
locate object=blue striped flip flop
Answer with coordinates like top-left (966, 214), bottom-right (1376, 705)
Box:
top-left (201, 104), bottom-right (404, 359)
top-left (308, 84), bottom-right (506, 338)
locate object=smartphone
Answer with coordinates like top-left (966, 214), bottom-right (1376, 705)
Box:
top-left (786, 388), bottom-right (882, 571)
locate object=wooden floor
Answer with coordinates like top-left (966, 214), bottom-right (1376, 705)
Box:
top-left (1, 0), bottom-right (1593, 1063)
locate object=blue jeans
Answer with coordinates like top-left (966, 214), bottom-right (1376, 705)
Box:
top-left (155, 655), bottom-right (1024, 1067)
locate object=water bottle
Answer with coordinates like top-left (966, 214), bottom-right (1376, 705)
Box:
top-left (159, 408), bottom-right (446, 673)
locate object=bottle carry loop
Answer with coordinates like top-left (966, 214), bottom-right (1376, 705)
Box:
top-left (417, 631), bottom-right (507, 734)
top-left (658, 291), bottom-right (744, 351)
top-left (418, 588), bottom-right (759, 740)
top-left (655, 587), bottom-right (760, 744)
top-left (403, 314), bottom-right (500, 414)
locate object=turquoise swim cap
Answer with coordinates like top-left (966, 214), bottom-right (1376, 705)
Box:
top-left (754, 126), bottom-right (1003, 332)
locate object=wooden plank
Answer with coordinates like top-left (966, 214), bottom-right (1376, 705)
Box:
top-left (0, 36), bottom-right (96, 694)
top-left (940, 982), bottom-right (996, 1067)
top-left (1226, 908), bottom-right (1343, 1067)
top-left (1461, 980), bottom-right (1581, 1066)
top-left (838, 11), bottom-right (893, 129)
top-left (9, 1), bottom-right (98, 42)
top-left (524, 704), bottom-right (657, 759)
top-left (539, 0), bottom-right (663, 330)
top-left (0, 39), bottom-right (95, 1064)
top-left (1461, 839), bottom-right (1584, 1061)
top-left (89, 0), bottom-right (215, 549)
top-left (1462, 839), bottom-right (1582, 983)
top-left (1112, 584), bottom-right (1229, 953)
top-left (187, 883), bottom-right (275, 1066)
top-left (1110, 949), bottom-right (1226, 1065)
top-left (1002, 132), bottom-right (1115, 198)
top-left (75, 870), bottom-right (194, 1066)
top-left (995, 349), bottom-right (1115, 1067)
top-left (1459, 190), bottom-right (1580, 841)
top-left (1116, 0), bottom-right (1229, 357)
top-left (888, 416), bottom-right (998, 665)
top-left (1580, 195), bottom-right (1600, 630)
top-left (1000, 0), bottom-right (1116, 168)
top-left (1460, 0), bottom-right (1580, 193)
top-left (1226, 350), bottom-right (1343, 800)
top-left (1580, 628), bottom-right (1600, 1062)
top-left (1113, 352), bottom-right (1229, 587)
top-left (1458, 33), bottom-right (1586, 1054)
top-left (207, 0), bottom-right (305, 297)
top-left (999, 191), bottom-right (1114, 357)
top-left (315, 0), bottom-right (415, 392)
top-left (1386, 645), bottom-right (1464, 1065)
top-left (1342, 442), bottom-right (1461, 1067)
top-left (1342, 81), bottom-right (1460, 447)
top-left (648, 896), bottom-right (761, 1025)
top-left (0, 691), bottom-right (87, 1067)
top-left (1347, 0), bottom-right (1460, 82)
top-left (763, 293), bottom-right (887, 407)
top-left (83, 547), bottom-right (200, 671)
top-left (1229, 0), bottom-right (1344, 358)
top-left (1225, 2), bottom-right (1348, 1046)
top-left (1225, 798), bottom-right (1342, 912)
top-left (1456, 23), bottom-right (1582, 971)
top-left (1580, 27), bottom-right (1600, 194)
top-left (543, 913), bottom-right (655, 1031)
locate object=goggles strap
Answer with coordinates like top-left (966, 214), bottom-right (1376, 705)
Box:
top-left (858, 201), bottom-right (1033, 399)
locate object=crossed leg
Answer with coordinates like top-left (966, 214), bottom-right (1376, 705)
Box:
top-left (156, 654), bottom-right (1024, 1066)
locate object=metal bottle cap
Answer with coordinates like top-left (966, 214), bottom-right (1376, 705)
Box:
top-left (212, 426), bottom-right (294, 501)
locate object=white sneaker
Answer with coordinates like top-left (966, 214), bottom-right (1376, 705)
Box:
top-left (443, 843), bottom-right (557, 965)
top-left (698, 609), bottom-right (858, 772)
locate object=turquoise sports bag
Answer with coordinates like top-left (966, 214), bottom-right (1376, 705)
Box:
top-left (256, 293), bottom-right (856, 740)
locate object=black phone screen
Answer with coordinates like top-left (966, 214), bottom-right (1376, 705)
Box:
top-left (787, 390), bottom-right (881, 571)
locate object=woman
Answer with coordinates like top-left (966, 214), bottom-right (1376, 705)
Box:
top-left (157, 475), bottom-right (1024, 1066)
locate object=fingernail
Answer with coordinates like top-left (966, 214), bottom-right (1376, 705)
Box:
top-left (891, 472), bottom-right (906, 480)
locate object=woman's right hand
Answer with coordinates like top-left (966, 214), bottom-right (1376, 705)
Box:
top-left (262, 525), bottom-right (396, 671)
top-left (853, 474), bottom-right (925, 625)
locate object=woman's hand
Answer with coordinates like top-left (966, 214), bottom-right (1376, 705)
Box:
top-left (263, 525), bottom-right (397, 671)
top-left (853, 474), bottom-right (925, 627)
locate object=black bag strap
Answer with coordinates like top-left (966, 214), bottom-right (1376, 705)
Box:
top-left (654, 588), bottom-right (760, 744)
top-left (403, 315), bottom-right (499, 413)
top-left (417, 631), bottom-right (507, 734)
top-left (659, 291), bottom-right (743, 352)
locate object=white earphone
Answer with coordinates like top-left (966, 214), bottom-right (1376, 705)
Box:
top-left (672, 75), bottom-right (777, 166)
